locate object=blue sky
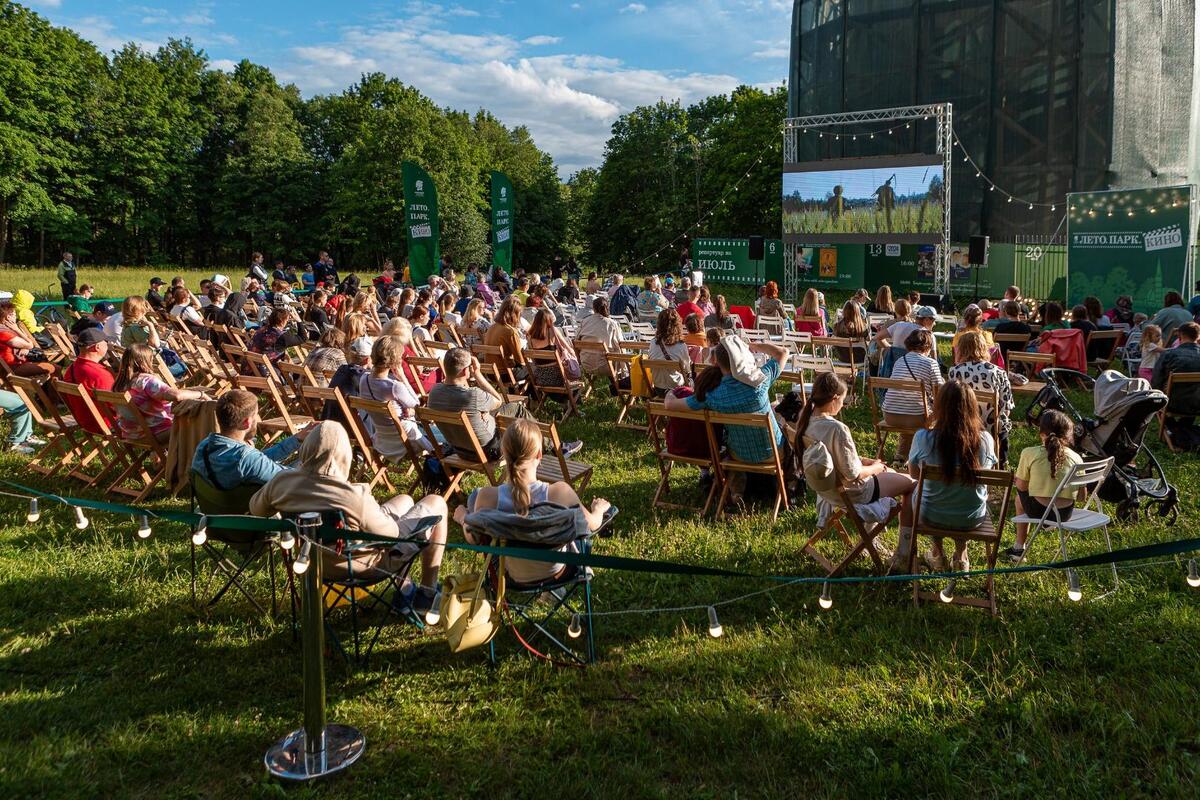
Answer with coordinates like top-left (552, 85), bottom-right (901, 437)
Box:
top-left (29, 0), bottom-right (792, 174)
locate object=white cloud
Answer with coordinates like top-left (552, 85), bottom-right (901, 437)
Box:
top-left (182, 13), bottom-right (214, 26)
top-left (211, 58), bottom-right (238, 72)
top-left (751, 39), bottom-right (789, 59)
top-left (30, 0), bottom-right (63, 7)
top-left (620, 3), bottom-right (648, 13)
top-left (523, 35), bottom-right (562, 46)
top-left (68, 15), bottom-right (162, 54)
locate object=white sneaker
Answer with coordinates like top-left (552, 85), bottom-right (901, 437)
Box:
top-left (24, 436), bottom-right (47, 447)
top-left (9, 443), bottom-right (35, 455)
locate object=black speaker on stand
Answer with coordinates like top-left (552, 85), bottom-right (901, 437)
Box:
top-left (748, 235), bottom-right (765, 285)
top-left (969, 234), bottom-right (989, 302)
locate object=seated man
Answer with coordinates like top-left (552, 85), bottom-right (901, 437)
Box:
top-left (250, 421), bottom-right (448, 613)
top-left (70, 301), bottom-right (116, 338)
top-left (427, 347), bottom-right (583, 461)
top-left (664, 338), bottom-right (789, 502)
top-left (1152, 321), bottom-right (1200, 432)
top-left (62, 328), bottom-right (116, 433)
top-left (191, 389), bottom-right (311, 490)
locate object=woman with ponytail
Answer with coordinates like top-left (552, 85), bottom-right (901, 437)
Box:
top-left (455, 419), bottom-right (611, 584)
top-left (906, 380), bottom-right (997, 572)
top-left (1007, 409), bottom-right (1082, 562)
top-left (796, 372), bottom-right (916, 567)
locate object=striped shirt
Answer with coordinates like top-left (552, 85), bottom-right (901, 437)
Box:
top-left (882, 352), bottom-right (943, 415)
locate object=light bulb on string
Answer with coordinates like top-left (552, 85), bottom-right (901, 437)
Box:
top-left (136, 514), bottom-right (152, 539)
top-left (707, 606), bottom-right (723, 638)
top-left (819, 581), bottom-right (833, 610)
top-left (1067, 569), bottom-right (1083, 602)
top-left (869, 133), bottom-right (874, 139)
top-left (1029, 204), bottom-right (1034, 210)
top-left (74, 506), bottom-right (89, 530)
top-left (425, 605), bottom-right (441, 626)
top-left (905, 123), bottom-right (911, 128)
top-left (939, 579), bottom-right (957, 604)
top-left (990, 185), bottom-right (995, 192)
top-left (975, 172), bottom-right (981, 178)
top-left (1186, 559), bottom-right (1200, 588)
top-left (279, 529), bottom-right (296, 551)
top-left (1051, 205), bottom-right (1056, 211)
top-left (27, 498), bottom-right (39, 523)
top-left (293, 540), bottom-right (312, 575)
top-left (192, 516), bottom-right (208, 546)
top-left (567, 613), bottom-right (583, 639)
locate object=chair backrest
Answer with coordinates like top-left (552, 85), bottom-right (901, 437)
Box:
top-left (53, 378), bottom-right (115, 435)
top-left (5, 374), bottom-right (61, 430)
top-left (705, 410), bottom-right (781, 467)
top-left (867, 375), bottom-right (930, 423)
top-left (776, 371), bottom-right (808, 402)
top-left (993, 332), bottom-right (1031, 347)
top-left (911, 464), bottom-right (1013, 532)
top-left (1045, 456), bottom-right (1114, 515)
top-left (346, 394), bottom-right (418, 469)
top-left (781, 330), bottom-right (813, 354)
top-left (44, 322), bottom-right (76, 355)
top-left (523, 348), bottom-right (572, 392)
top-left (645, 401), bottom-right (720, 471)
top-left (404, 355), bottom-right (442, 397)
top-left (1086, 329), bottom-right (1123, 362)
top-left (641, 357), bottom-right (686, 389)
top-left (415, 405), bottom-right (492, 465)
top-left (93, 388), bottom-right (163, 449)
top-left (1007, 351), bottom-right (1054, 377)
top-left (1164, 372), bottom-right (1200, 396)
top-left (741, 328), bottom-right (769, 343)
top-left (235, 374), bottom-right (300, 433)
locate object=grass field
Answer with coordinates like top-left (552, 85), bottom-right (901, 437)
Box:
top-left (784, 202), bottom-right (944, 235)
top-left (1, 269), bottom-right (1199, 798)
top-left (1, 266), bottom-right (244, 303)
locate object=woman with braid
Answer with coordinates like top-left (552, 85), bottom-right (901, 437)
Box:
top-left (1006, 410), bottom-right (1082, 562)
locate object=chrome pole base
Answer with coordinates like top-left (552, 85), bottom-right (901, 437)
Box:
top-left (264, 724), bottom-right (365, 781)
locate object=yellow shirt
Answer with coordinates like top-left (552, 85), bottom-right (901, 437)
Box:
top-left (1016, 444), bottom-right (1082, 499)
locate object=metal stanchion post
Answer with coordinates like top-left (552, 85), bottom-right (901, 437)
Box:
top-left (265, 512), bottom-right (365, 781)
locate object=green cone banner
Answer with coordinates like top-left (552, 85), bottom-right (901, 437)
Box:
top-left (403, 161), bottom-right (440, 284)
top-left (490, 170), bottom-right (514, 273)
top-left (1067, 186), bottom-right (1193, 311)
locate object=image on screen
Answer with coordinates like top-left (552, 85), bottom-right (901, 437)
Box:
top-left (783, 156), bottom-right (944, 243)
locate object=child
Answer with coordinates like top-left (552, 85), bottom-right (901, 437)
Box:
top-left (271, 279), bottom-right (299, 317)
top-left (683, 312), bottom-right (707, 364)
top-left (1006, 409), bottom-right (1082, 562)
top-left (1138, 324), bottom-right (1163, 381)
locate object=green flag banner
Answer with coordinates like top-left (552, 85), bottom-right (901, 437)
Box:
top-left (490, 170), bottom-right (514, 273)
top-left (691, 238), bottom-right (783, 283)
top-left (1067, 186), bottom-right (1193, 311)
top-left (403, 161), bottom-right (440, 284)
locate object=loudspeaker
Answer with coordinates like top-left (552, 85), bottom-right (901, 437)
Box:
top-left (969, 234), bottom-right (989, 266)
top-left (919, 293), bottom-right (956, 314)
top-left (748, 235), bottom-right (765, 261)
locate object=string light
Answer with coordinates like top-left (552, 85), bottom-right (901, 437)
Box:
top-left (136, 514), bottom-right (152, 539)
top-left (567, 613), bottom-right (583, 639)
top-left (279, 529), bottom-right (295, 551)
top-left (293, 540), bottom-right (312, 575)
top-left (192, 516), bottom-right (208, 546)
top-left (74, 507), bottom-right (89, 530)
top-left (425, 604), bottom-right (441, 626)
top-left (939, 579), bottom-right (957, 604)
top-left (1187, 559), bottom-right (1200, 588)
top-left (27, 498), bottom-right (39, 523)
top-left (819, 582), bottom-right (833, 610)
top-left (707, 606), bottom-right (723, 638)
top-left (1067, 569), bottom-right (1083, 602)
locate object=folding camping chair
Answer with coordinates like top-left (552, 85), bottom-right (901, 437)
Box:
top-left (645, 402), bottom-right (721, 516)
top-left (190, 469), bottom-right (287, 617)
top-left (908, 465), bottom-right (1014, 615)
top-left (1011, 457), bottom-right (1118, 600)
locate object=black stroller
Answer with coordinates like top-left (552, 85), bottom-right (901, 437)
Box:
top-left (1026, 368), bottom-right (1179, 523)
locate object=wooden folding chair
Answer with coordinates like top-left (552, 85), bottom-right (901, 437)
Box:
top-left (345, 395), bottom-right (419, 493)
top-left (496, 413), bottom-right (593, 492)
top-left (6, 375), bottom-right (90, 480)
top-left (524, 349), bottom-right (586, 421)
top-left (275, 361), bottom-right (323, 416)
top-left (92, 389), bottom-right (171, 502)
top-left (909, 465), bottom-right (1013, 615)
top-left (813, 336), bottom-right (863, 398)
top-left (1085, 329), bottom-right (1123, 373)
top-left (708, 411), bottom-right (790, 522)
top-left (1158, 373), bottom-right (1200, 450)
top-left (51, 379), bottom-right (126, 487)
top-left (241, 349), bottom-right (281, 380)
top-left (621, 340), bottom-right (650, 353)
top-left (605, 352), bottom-right (649, 431)
top-left (1006, 351), bottom-right (1053, 398)
top-left (415, 406), bottom-right (506, 499)
top-left (645, 402), bottom-right (721, 516)
top-left (434, 320), bottom-right (463, 346)
top-left (470, 344), bottom-right (524, 393)
top-left (234, 374), bottom-right (313, 442)
top-left (799, 486), bottom-right (895, 576)
top-left (456, 324), bottom-right (486, 348)
top-left (571, 338), bottom-right (611, 398)
top-left (866, 376), bottom-right (930, 461)
top-left (42, 322), bottom-right (77, 360)
top-left (404, 355), bottom-right (443, 399)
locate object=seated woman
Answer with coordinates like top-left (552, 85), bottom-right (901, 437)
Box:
top-left (113, 343), bottom-right (206, 442)
top-left (576, 296), bottom-right (626, 389)
top-left (1007, 409), bottom-right (1082, 562)
top-left (880, 328), bottom-right (944, 461)
top-left (831, 300), bottom-right (869, 365)
top-left (407, 304), bottom-right (435, 350)
top-left (868, 285), bottom-right (895, 315)
top-left (120, 296), bottom-right (161, 349)
top-left (526, 308), bottom-right (580, 387)
top-left (793, 288), bottom-right (827, 336)
top-left (304, 326), bottom-right (347, 380)
top-left (906, 379), bottom-right (998, 572)
top-left (0, 301), bottom-right (57, 378)
top-left (950, 304), bottom-right (994, 359)
top-left (250, 421), bottom-right (448, 613)
top-left (381, 316), bottom-right (438, 393)
top-left (483, 295), bottom-right (528, 383)
top-left (647, 308), bottom-right (691, 394)
top-left (453, 419), bottom-right (610, 585)
top-left (948, 331), bottom-right (1014, 466)
top-left (358, 335), bottom-right (433, 456)
top-left (250, 307), bottom-right (304, 363)
top-left (167, 286), bottom-right (205, 336)
top-left (457, 298), bottom-right (491, 346)
top-left (436, 290), bottom-right (462, 332)
top-left (794, 372), bottom-right (916, 568)
top-left (702, 294), bottom-right (742, 331)
top-left (755, 280), bottom-right (788, 331)
top-left (1038, 301), bottom-right (1067, 334)
top-left (682, 312), bottom-right (707, 365)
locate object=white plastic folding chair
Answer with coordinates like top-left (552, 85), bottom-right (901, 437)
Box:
top-left (1011, 457), bottom-right (1118, 600)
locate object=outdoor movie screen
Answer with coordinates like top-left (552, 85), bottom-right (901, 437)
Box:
top-left (782, 154), bottom-right (944, 244)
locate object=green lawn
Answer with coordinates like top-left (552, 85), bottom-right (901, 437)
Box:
top-left (1, 271), bottom-right (1198, 798)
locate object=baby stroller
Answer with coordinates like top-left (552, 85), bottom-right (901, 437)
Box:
top-left (1026, 368), bottom-right (1178, 523)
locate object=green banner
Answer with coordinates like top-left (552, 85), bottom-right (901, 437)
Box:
top-left (403, 161), bottom-right (440, 284)
top-left (691, 238), bottom-right (783, 284)
top-left (490, 170), bottom-right (514, 273)
top-left (1067, 186), bottom-right (1193, 311)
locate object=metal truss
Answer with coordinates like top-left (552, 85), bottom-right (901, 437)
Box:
top-left (782, 103), bottom-right (954, 297)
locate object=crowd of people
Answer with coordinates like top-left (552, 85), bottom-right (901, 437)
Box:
top-left (2, 252), bottom-right (1198, 591)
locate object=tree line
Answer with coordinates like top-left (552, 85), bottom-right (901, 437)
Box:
top-left (1, 2), bottom-right (783, 275)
